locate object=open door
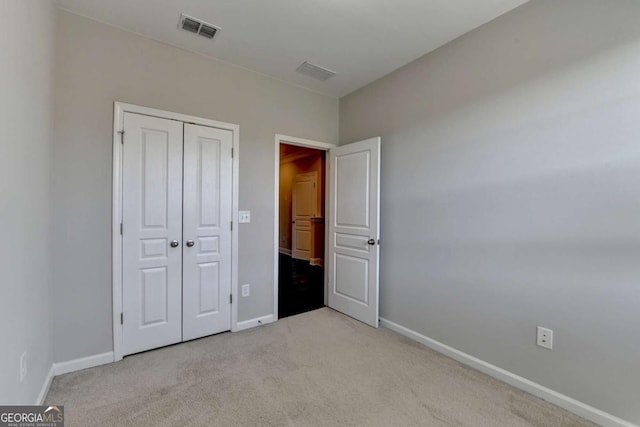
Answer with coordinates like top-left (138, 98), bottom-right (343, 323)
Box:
top-left (327, 137), bottom-right (380, 327)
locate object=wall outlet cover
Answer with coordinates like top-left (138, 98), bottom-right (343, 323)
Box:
top-left (19, 352), bottom-right (27, 382)
top-left (537, 326), bottom-right (553, 350)
top-left (242, 284), bottom-right (250, 297)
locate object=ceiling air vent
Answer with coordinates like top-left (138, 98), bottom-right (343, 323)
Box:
top-left (296, 61), bottom-right (336, 81)
top-left (178, 14), bottom-right (220, 40)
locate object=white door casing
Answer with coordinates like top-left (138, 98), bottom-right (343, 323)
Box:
top-left (182, 124), bottom-right (233, 341)
top-left (122, 112), bottom-right (184, 355)
top-left (327, 137), bottom-right (381, 328)
top-left (292, 172), bottom-right (317, 261)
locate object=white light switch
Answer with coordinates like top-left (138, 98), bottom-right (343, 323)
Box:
top-left (238, 210), bottom-right (251, 223)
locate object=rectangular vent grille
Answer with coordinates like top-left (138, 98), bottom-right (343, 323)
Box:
top-left (179, 14), bottom-right (220, 40)
top-left (198, 24), bottom-right (217, 39)
top-left (296, 61), bottom-right (336, 81)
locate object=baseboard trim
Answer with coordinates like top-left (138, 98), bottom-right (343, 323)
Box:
top-left (279, 248), bottom-right (292, 256)
top-left (236, 314), bottom-right (275, 332)
top-left (36, 351), bottom-right (114, 405)
top-left (35, 365), bottom-right (55, 405)
top-left (379, 318), bottom-right (636, 427)
top-left (53, 352), bottom-right (114, 376)
top-left (310, 258), bottom-right (323, 267)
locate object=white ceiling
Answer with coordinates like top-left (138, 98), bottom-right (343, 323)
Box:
top-left (55, 0), bottom-right (528, 97)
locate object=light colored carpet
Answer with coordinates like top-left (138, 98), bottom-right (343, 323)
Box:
top-left (46, 308), bottom-right (594, 426)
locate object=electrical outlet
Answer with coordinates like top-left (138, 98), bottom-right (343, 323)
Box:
top-left (19, 352), bottom-right (27, 382)
top-left (537, 326), bottom-right (553, 350)
top-left (241, 284), bottom-right (250, 297)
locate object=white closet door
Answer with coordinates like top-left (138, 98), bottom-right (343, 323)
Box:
top-left (182, 123), bottom-right (233, 341)
top-left (122, 112), bottom-right (184, 356)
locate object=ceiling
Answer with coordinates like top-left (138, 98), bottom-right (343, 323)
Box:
top-left (55, 0), bottom-right (528, 97)
top-left (280, 143), bottom-right (322, 162)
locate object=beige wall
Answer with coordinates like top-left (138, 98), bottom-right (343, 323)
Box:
top-left (0, 0), bottom-right (55, 404)
top-left (52, 9), bottom-right (338, 363)
top-left (279, 151), bottom-right (325, 252)
top-left (340, 0), bottom-right (640, 423)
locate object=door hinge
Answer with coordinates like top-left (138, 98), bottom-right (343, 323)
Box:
top-left (230, 221), bottom-right (233, 231)
top-left (230, 294), bottom-right (233, 304)
top-left (120, 312), bottom-right (123, 324)
top-left (120, 223), bottom-right (123, 235)
top-left (118, 130), bottom-right (125, 144)
top-left (231, 147), bottom-right (234, 158)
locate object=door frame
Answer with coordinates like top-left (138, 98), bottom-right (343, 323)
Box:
top-left (274, 134), bottom-right (336, 321)
top-left (112, 102), bottom-right (240, 362)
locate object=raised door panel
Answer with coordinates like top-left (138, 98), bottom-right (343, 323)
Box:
top-left (122, 112), bottom-right (183, 356)
top-left (182, 124), bottom-right (233, 341)
top-left (335, 151), bottom-right (370, 229)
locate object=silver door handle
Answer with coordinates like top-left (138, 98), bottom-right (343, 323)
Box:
top-left (186, 240), bottom-right (195, 247)
top-left (170, 240), bottom-right (179, 248)
top-left (367, 239), bottom-right (376, 245)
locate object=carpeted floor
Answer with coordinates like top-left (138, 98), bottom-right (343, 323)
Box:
top-left (46, 308), bottom-right (594, 426)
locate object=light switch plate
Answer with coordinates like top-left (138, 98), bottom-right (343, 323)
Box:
top-left (238, 211), bottom-right (251, 223)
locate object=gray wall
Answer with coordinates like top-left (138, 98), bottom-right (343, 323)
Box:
top-left (340, 0), bottom-right (640, 423)
top-left (0, 0), bottom-right (55, 404)
top-left (53, 10), bottom-right (338, 363)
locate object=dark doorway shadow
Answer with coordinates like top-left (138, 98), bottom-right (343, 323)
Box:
top-left (278, 253), bottom-right (324, 318)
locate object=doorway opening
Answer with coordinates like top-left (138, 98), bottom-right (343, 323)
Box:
top-left (273, 134), bottom-right (380, 327)
top-left (278, 143), bottom-right (326, 318)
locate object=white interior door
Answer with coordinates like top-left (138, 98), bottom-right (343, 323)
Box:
top-left (122, 112), bottom-right (184, 355)
top-left (182, 124), bottom-right (233, 341)
top-left (327, 137), bottom-right (380, 327)
top-left (292, 172), bottom-right (317, 261)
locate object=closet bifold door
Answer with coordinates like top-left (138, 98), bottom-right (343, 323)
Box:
top-left (182, 123), bottom-right (233, 341)
top-left (121, 112), bottom-right (184, 356)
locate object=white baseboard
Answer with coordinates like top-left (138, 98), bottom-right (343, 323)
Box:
top-left (279, 248), bottom-right (292, 256)
top-left (35, 365), bottom-right (55, 405)
top-left (236, 314), bottom-right (275, 332)
top-left (310, 258), bottom-right (324, 267)
top-left (379, 318), bottom-right (636, 427)
top-left (53, 352), bottom-right (114, 376)
top-left (36, 351), bottom-right (114, 405)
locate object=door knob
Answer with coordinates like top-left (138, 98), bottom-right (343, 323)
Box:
top-left (186, 240), bottom-right (195, 247)
top-left (367, 238), bottom-right (376, 245)
top-left (170, 240), bottom-right (179, 248)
